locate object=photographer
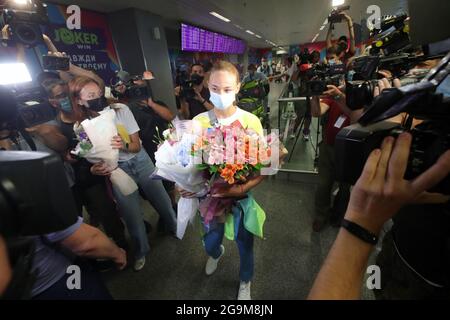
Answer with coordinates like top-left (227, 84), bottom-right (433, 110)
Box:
top-left (326, 12), bottom-right (356, 66)
top-left (311, 84), bottom-right (362, 232)
top-left (124, 71), bottom-right (178, 211)
top-left (176, 64), bottom-right (214, 120)
top-left (308, 134), bottom-right (450, 300)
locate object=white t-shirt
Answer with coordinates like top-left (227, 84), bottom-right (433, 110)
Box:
top-left (109, 103), bottom-right (141, 162)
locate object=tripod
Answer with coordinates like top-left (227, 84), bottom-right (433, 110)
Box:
top-left (287, 95), bottom-right (321, 169)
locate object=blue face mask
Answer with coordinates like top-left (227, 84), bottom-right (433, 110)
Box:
top-left (58, 96), bottom-right (73, 113)
top-left (347, 70), bottom-right (356, 82)
top-left (436, 76), bottom-right (450, 98)
top-left (328, 59), bottom-right (336, 66)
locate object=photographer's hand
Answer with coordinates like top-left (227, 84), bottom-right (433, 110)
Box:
top-left (347, 133), bottom-right (450, 234)
top-left (309, 134), bottom-right (450, 300)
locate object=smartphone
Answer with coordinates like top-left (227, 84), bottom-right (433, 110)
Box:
top-left (42, 55), bottom-right (70, 71)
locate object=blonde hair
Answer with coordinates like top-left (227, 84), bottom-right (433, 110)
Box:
top-left (210, 60), bottom-right (240, 85)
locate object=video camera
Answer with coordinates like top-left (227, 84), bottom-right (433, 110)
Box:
top-left (0, 151), bottom-right (79, 299)
top-left (306, 63), bottom-right (346, 96)
top-left (111, 70), bottom-right (153, 102)
top-left (328, 5), bottom-right (350, 24)
top-left (336, 50), bottom-right (450, 194)
top-left (0, 64), bottom-right (56, 132)
top-left (179, 73), bottom-right (204, 100)
top-left (0, 0), bottom-right (48, 48)
top-left (344, 14), bottom-right (444, 110)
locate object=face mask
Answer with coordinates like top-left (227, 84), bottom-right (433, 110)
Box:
top-left (328, 59), bottom-right (336, 66)
top-left (58, 96), bottom-right (73, 113)
top-left (347, 70), bottom-right (356, 82)
top-left (86, 96), bottom-right (108, 112)
top-left (191, 74), bottom-right (204, 86)
top-left (209, 91), bottom-right (235, 110)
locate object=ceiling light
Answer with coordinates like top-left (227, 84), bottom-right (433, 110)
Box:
top-left (209, 11), bottom-right (231, 22)
top-left (255, 34), bottom-right (262, 38)
top-left (234, 24), bottom-right (244, 29)
top-left (332, 0), bottom-right (345, 7)
top-left (323, 18), bottom-right (329, 25)
top-left (320, 25), bottom-right (325, 31)
top-left (246, 30), bottom-right (255, 35)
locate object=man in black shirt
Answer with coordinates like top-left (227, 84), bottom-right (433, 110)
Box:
top-left (176, 64), bottom-right (214, 119)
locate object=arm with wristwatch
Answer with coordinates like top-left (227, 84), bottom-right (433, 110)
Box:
top-left (308, 124), bottom-right (450, 300)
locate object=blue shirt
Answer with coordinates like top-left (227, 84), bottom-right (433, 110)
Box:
top-left (31, 217), bottom-right (83, 297)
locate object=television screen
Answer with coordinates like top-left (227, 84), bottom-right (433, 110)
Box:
top-left (181, 23), bottom-right (246, 54)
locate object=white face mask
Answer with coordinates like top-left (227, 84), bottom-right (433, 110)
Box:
top-left (209, 91), bottom-right (236, 110)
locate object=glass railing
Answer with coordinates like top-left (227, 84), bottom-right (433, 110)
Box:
top-left (275, 81), bottom-right (322, 173)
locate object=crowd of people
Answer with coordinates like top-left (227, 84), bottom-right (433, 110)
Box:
top-left (1, 9), bottom-right (450, 302)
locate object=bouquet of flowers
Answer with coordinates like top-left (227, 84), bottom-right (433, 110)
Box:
top-left (153, 116), bottom-right (277, 239)
top-left (152, 119), bottom-right (209, 239)
top-left (72, 108), bottom-right (138, 196)
top-left (192, 120), bottom-right (272, 227)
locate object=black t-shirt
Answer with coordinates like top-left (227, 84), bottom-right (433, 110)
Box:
top-left (55, 114), bottom-right (104, 188)
top-left (128, 100), bottom-right (169, 163)
top-left (392, 203), bottom-right (450, 287)
top-left (186, 87), bottom-right (210, 120)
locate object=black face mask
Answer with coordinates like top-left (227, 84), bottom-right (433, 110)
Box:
top-left (190, 74), bottom-right (204, 86)
top-left (86, 96), bottom-right (108, 112)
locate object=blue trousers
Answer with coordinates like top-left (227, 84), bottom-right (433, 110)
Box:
top-left (203, 217), bottom-right (254, 282)
top-left (113, 149), bottom-right (177, 259)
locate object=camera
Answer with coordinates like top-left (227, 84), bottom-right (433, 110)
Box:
top-left (306, 63), bottom-right (346, 96)
top-left (42, 55), bottom-right (70, 72)
top-left (0, 151), bottom-right (79, 299)
top-left (328, 5), bottom-right (350, 24)
top-left (179, 74), bottom-right (204, 100)
top-left (369, 14), bottom-right (411, 56)
top-left (336, 51), bottom-right (450, 194)
top-left (0, 0), bottom-right (48, 48)
top-left (0, 82), bottom-right (56, 131)
top-left (111, 71), bottom-right (153, 102)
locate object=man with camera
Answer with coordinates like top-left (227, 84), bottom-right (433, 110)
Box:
top-left (311, 84), bottom-right (362, 232)
top-left (326, 10), bottom-right (356, 67)
top-left (176, 63), bottom-right (214, 120)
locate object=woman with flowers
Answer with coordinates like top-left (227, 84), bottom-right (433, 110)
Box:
top-left (177, 61), bottom-right (267, 300)
top-left (69, 76), bottom-right (177, 272)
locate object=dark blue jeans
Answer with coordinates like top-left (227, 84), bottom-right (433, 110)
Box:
top-left (203, 217), bottom-right (254, 282)
top-left (32, 260), bottom-right (112, 300)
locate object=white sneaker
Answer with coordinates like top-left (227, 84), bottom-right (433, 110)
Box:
top-left (237, 281), bottom-right (251, 300)
top-left (205, 245), bottom-right (225, 276)
top-left (134, 257), bottom-right (146, 271)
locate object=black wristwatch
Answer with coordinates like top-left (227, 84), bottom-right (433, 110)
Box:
top-left (341, 219), bottom-right (379, 245)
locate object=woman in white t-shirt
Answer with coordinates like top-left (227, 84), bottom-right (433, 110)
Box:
top-left (69, 76), bottom-right (177, 272)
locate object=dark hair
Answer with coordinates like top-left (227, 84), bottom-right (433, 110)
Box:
top-left (190, 63), bottom-right (204, 72)
top-left (311, 50), bottom-right (320, 58)
top-left (248, 64), bottom-right (257, 71)
top-left (327, 46), bottom-right (337, 56)
top-left (42, 79), bottom-right (68, 97)
top-left (287, 57), bottom-right (293, 64)
top-left (203, 62), bottom-right (213, 73)
top-left (36, 71), bottom-right (60, 87)
top-left (339, 35), bottom-right (348, 43)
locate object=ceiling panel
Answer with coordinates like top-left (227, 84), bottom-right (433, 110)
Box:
top-left (50, 0), bottom-right (409, 48)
